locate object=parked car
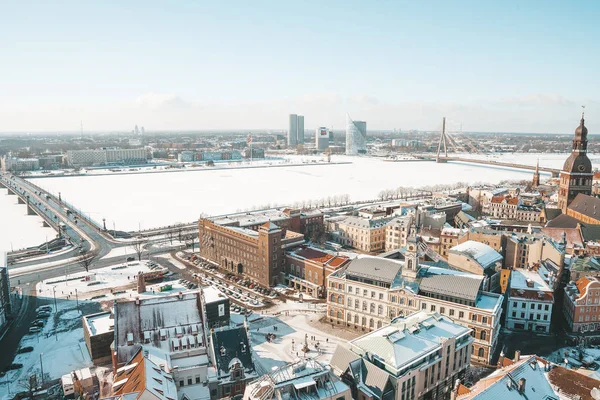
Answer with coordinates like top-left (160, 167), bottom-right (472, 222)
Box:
top-left (28, 327), bottom-right (41, 334)
top-left (16, 347), bottom-right (33, 354)
top-left (126, 256), bottom-right (135, 262)
top-left (6, 364), bottom-right (23, 371)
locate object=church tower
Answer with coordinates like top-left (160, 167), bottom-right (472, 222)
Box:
top-left (532, 159), bottom-right (540, 188)
top-left (558, 112), bottom-right (593, 213)
top-left (402, 224), bottom-right (420, 279)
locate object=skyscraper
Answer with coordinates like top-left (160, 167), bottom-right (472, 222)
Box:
top-left (288, 114), bottom-right (298, 147)
top-left (558, 112), bottom-right (593, 212)
top-left (315, 127), bottom-right (329, 150)
top-left (345, 114), bottom-right (367, 155)
top-left (288, 114), bottom-right (304, 147)
top-left (140, 126), bottom-right (145, 136)
top-left (134, 124), bottom-right (139, 135)
top-left (297, 115), bottom-right (304, 145)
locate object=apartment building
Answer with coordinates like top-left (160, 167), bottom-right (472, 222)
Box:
top-left (326, 243), bottom-right (503, 365)
top-left (384, 216), bottom-right (412, 252)
top-left (503, 233), bottom-right (565, 270)
top-left (66, 148), bottom-right (147, 167)
top-left (440, 228), bottom-right (461, 258)
top-left (338, 216), bottom-right (393, 253)
top-left (284, 246), bottom-right (350, 298)
top-left (447, 241), bottom-right (502, 291)
top-left (0, 156), bottom-right (40, 172)
top-left (484, 195), bottom-right (543, 222)
top-left (199, 219), bottom-right (303, 287)
top-left (564, 276), bottom-right (600, 333)
top-left (505, 269), bottom-right (554, 333)
top-left (331, 311), bottom-right (473, 400)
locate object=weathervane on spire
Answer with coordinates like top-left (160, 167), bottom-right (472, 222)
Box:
top-left (582, 104), bottom-right (586, 119)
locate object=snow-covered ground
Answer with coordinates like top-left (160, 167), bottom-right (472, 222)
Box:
top-left (36, 261), bottom-right (175, 301)
top-left (30, 153), bottom-right (559, 232)
top-left (0, 299), bottom-right (100, 400)
top-left (0, 188), bottom-right (57, 253)
top-left (246, 304), bottom-right (359, 375)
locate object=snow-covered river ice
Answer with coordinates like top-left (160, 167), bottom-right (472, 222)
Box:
top-left (1, 152), bottom-right (594, 252)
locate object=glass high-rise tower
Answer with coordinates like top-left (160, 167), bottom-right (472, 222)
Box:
top-left (288, 114), bottom-right (304, 147)
top-left (345, 114), bottom-right (367, 155)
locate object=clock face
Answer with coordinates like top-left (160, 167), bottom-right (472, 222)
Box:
top-left (578, 164), bottom-right (586, 172)
top-left (408, 245), bottom-right (414, 251)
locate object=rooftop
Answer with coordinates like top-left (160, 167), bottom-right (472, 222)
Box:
top-left (449, 240), bottom-right (502, 269)
top-left (84, 311), bottom-right (114, 336)
top-left (509, 269), bottom-right (553, 302)
top-left (569, 193), bottom-right (600, 221)
top-left (350, 311), bottom-right (471, 371)
top-left (418, 274), bottom-right (483, 303)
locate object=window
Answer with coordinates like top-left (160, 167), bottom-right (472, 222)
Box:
top-left (478, 348), bottom-right (485, 358)
top-left (531, 304), bottom-right (535, 309)
top-left (196, 377), bottom-right (200, 384)
top-left (513, 301), bottom-right (517, 307)
top-left (422, 303), bottom-right (427, 310)
top-left (482, 316), bottom-right (487, 325)
top-left (431, 305), bottom-right (436, 312)
top-left (440, 307), bottom-right (445, 314)
top-left (544, 304), bottom-right (549, 311)
top-left (450, 309), bottom-right (455, 316)
top-left (459, 311), bottom-right (464, 319)
top-left (188, 378), bottom-right (192, 385)
top-left (379, 293), bottom-right (384, 300)
top-left (480, 330), bottom-right (487, 341)
top-left (180, 380), bottom-right (184, 387)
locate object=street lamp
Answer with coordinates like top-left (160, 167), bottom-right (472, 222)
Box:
top-left (39, 352), bottom-right (44, 386)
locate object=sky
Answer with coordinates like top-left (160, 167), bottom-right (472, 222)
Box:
top-left (1, 0), bottom-right (599, 133)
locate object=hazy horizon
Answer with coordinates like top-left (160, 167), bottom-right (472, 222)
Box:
top-left (1, 1), bottom-right (599, 133)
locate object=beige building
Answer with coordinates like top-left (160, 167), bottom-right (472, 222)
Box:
top-left (503, 233), bottom-right (565, 269)
top-left (331, 311), bottom-right (473, 400)
top-left (440, 228), bottom-right (462, 258)
top-left (384, 216), bottom-right (412, 252)
top-left (326, 241), bottom-right (503, 365)
top-left (338, 216), bottom-right (393, 253)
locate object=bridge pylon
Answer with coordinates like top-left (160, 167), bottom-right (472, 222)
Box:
top-left (436, 117), bottom-right (448, 163)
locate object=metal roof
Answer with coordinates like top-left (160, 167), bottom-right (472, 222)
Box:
top-left (418, 274), bottom-right (483, 302)
top-left (344, 256), bottom-right (403, 284)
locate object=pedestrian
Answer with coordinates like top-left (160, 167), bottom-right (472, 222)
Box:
top-left (326, 338), bottom-right (328, 343)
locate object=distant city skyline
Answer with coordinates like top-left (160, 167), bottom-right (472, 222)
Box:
top-left (0, 1), bottom-right (598, 133)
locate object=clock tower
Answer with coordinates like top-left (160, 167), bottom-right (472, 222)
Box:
top-left (402, 223), bottom-right (420, 279)
top-left (558, 112), bottom-right (593, 212)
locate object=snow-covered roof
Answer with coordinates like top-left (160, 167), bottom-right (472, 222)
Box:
top-left (449, 240), bottom-right (502, 269)
top-left (115, 291), bottom-right (206, 364)
top-left (510, 269), bottom-right (552, 293)
top-left (202, 286), bottom-right (226, 304)
top-left (350, 311), bottom-right (471, 371)
top-left (84, 311), bottom-right (113, 335)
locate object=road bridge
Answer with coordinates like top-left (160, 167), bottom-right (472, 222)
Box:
top-left (438, 156), bottom-right (560, 177)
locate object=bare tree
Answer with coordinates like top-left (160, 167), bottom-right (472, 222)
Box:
top-left (167, 228), bottom-right (175, 245)
top-left (132, 238), bottom-right (147, 261)
top-left (77, 251), bottom-right (96, 273)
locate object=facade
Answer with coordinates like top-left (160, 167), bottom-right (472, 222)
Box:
top-left (83, 311), bottom-right (114, 364)
top-left (384, 216), bottom-right (412, 252)
top-left (338, 216), bottom-right (393, 253)
top-left (564, 276), bottom-right (600, 333)
top-left (331, 311), bottom-right (473, 400)
top-left (288, 114), bottom-right (304, 146)
top-left (209, 327), bottom-right (257, 399)
top-left (0, 253), bottom-right (10, 332)
top-left (440, 228), bottom-right (461, 258)
top-left (0, 156), bottom-right (40, 172)
top-left (315, 127), bottom-right (330, 150)
top-left (558, 114), bottom-right (593, 212)
top-left (484, 195), bottom-right (543, 222)
top-left (66, 148), bottom-right (147, 167)
top-left (284, 246), bottom-right (350, 298)
top-left (198, 208), bottom-right (321, 287)
top-left (326, 250), bottom-right (503, 365)
top-left (345, 114), bottom-right (367, 155)
top-left (505, 269), bottom-right (554, 333)
top-left (503, 233), bottom-right (565, 270)
top-left (245, 359), bottom-right (351, 400)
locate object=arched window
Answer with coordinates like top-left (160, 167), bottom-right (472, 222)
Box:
top-left (362, 317), bottom-right (367, 326)
top-left (370, 303), bottom-right (375, 313)
top-left (330, 293), bottom-right (336, 302)
top-left (377, 320), bottom-right (383, 328)
top-left (337, 311), bottom-right (342, 319)
top-left (355, 299), bottom-right (359, 309)
top-left (408, 259), bottom-right (413, 270)
top-left (347, 313), bottom-right (352, 321)
top-left (480, 330), bottom-right (487, 341)
top-left (478, 348), bottom-right (485, 358)
top-left (329, 309), bottom-right (334, 317)
top-left (378, 305), bottom-right (383, 315)
top-left (369, 318), bottom-right (374, 328)
top-left (338, 296), bottom-right (343, 304)
top-left (354, 315), bottom-right (359, 324)
top-left (400, 297), bottom-right (405, 305)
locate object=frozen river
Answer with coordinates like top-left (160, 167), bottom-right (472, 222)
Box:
top-left (24, 153), bottom-right (576, 233)
top-left (0, 188), bottom-right (56, 253)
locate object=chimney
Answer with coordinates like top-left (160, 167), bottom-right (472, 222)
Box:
top-left (450, 379), bottom-right (461, 400)
top-left (517, 378), bottom-right (526, 394)
top-left (514, 350), bottom-right (521, 362)
top-left (497, 352), bottom-right (505, 368)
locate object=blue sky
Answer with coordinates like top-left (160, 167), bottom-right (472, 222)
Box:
top-left (1, 1), bottom-right (599, 132)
